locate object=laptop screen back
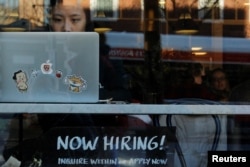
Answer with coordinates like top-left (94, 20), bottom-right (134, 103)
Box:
top-left (0, 32), bottom-right (99, 103)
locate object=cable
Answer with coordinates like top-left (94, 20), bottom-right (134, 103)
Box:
top-left (211, 115), bottom-right (221, 151)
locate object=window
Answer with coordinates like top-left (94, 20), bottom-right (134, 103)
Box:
top-left (198, 0), bottom-right (224, 21)
top-left (90, 0), bottom-right (119, 21)
top-left (0, 0), bottom-right (19, 24)
top-left (1, 1), bottom-right (250, 167)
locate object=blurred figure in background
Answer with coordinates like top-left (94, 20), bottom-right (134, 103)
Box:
top-left (165, 62), bottom-right (216, 100)
top-left (208, 68), bottom-right (231, 102)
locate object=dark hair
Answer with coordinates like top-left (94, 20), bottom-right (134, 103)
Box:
top-left (49, 0), bottom-right (94, 31)
top-left (50, 0), bottom-right (57, 7)
top-left (13, 70), bottom-right (23, 80)
top-left (209, 68), bottom-right (227, 83)
top-left (171, 62), bottom-right (203, 85)
top-left (50, 0), bottom-right (62, 7)
top-left (186, 62), bottom-right (203, 77)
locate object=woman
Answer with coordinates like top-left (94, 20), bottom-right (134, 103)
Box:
top-left (50, 0), bottom-right (129, 97)
top-left (38, 0), bottom-right (122, 132)
top-left (47, 0), bottom-right (148, 129)
top-left (49, 0), bottom-right (93, 32)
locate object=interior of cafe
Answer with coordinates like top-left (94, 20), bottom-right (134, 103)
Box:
top-left (1, 0), bottom-right (250, 89)
top-left (0, 0), bottom-right (250, 167)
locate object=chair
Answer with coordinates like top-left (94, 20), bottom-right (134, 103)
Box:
top-left (157, 98), bottom-right (227, 167)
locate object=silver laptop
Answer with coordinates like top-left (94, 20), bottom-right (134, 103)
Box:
top-left (0, 32), bottom-right (99, 103)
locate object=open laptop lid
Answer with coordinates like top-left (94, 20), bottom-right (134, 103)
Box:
top-left (0, 32), bottom-right (99, 103)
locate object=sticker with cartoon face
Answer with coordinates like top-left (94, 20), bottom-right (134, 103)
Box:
top-left (41, 60), bottom-right (53, 74)
top-left (64, 75), bottom-right (87, 93)
top-left (13, 70), bottom-right (28, 92)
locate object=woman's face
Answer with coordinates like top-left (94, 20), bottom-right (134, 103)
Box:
top-left (51, 3), bottom-right (86, 32)
top-left (212, 71), bottom-right (228, 91)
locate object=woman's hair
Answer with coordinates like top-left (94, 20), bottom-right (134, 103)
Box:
top-left (50, 0), bottom-right (60, 7)
top-left (187, 62), bottom-right (203, 77)
top-left (183, 62), bottom-right (203, 84)
top-left (168, 62), bottom-right (203, 86)
top-left (211, 68), bottom-right (227, 77)
top-left (49, 0), bottom-right (94, 31)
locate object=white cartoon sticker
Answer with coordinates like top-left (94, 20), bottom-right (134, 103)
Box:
top-left (13, 70), bottom-right (28, 92)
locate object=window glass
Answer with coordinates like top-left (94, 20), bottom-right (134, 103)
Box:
top-left (0, 0), bottom-right (250, 167)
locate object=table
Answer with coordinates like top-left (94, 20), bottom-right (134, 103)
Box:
top-left (0, 103), bottom-right (250, 115)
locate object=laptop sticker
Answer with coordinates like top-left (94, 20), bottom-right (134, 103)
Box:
top-left (12, 70), bottom-right (28, 92)
top-left (55, 70), bottom-right (63, 79)
top-left (64, 75), bottom-right (87, 93)
top-left (31, 69), bottom-right (40, 78)
top-left (41, 60), bottom-right (53, 74)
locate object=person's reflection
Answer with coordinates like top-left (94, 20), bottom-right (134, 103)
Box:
top-left (164, 62), bottom-right (216, 100)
